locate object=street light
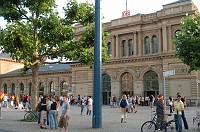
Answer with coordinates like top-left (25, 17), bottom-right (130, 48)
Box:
top-left (163, 70), bottom-right (175, 120)
top-left (92, 0), bottom-right (102, 128)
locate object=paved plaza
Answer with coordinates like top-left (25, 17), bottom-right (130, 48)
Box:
top-left (0, 105), bottom-right (198, 132)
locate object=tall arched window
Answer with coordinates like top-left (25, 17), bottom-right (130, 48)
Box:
top-left (20, 83), bottom-right (24, 101)
top-left (28, 82), bottom-right (32, 96)
top-left (102, 73), bottom-right (111, 105)
top-left (121, 40), bottom-right (126, 57)
top-left (11, 83), bottom-right (15, 95)
top-left (121, 72), bottom-right (133, 96)
top-left (145, 37), bottom-right (150, 54)
top-left (143, 70), bottom-right (159, 93)
top-left (39, 82), bottom-right (44, 96)
top-left (60, 81), bottom-right (70, 95)
top-left (49, 81), bottom-right (56, 96)
top-left (174, 30), bottom-right (181, 50)
top-left (4, 84), bottom-right (7, 94)
top-left (107, 42), bottom-right (112, 55)
top-left (20, 83), bottom-right (24, 94)
top-left (152, 36), bottom-right (158, 54)
top-left (128, 39), bottom-right (134, 56)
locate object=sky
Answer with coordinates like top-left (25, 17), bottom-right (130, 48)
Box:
top-left (0, 0), bottom-right (200, 28)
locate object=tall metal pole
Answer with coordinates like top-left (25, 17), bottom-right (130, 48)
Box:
top-left (92, 0), bottom-right (102, 128)
top-left (126, 0), bottom-right (128, 11)
top-left (163, 76), bottom-right (167, 121)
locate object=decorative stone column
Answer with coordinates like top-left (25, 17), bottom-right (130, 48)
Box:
top-left (134, 32), bottom-right (137, 56)
top-left (162, 26), bottom-right (168, 53)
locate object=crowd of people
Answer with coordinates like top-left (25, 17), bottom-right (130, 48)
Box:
top-left (0, 93), bottom-right (30, 110)
top-left (0, 92), bottom-right (189, 132)
top-left (117, 92), bottom-right (189, 132)
top-left (36, 94), bottom-right (94, 132)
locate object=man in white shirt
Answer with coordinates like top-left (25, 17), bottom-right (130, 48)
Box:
top-left (3, 94), bottom-right (8, 108)
top-left (86, 96), bottom-right (93, 115)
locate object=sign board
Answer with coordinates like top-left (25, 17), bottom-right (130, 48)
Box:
top-left (163, 70), bottom-right (175, 77)
top-left (122, 10), bottom-right (130, 17)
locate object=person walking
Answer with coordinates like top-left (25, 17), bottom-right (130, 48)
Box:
top-left (10, 94), bottom-right (15, 108)
top-left (149, 94), bottom-right (154, 110)
top-left (49, 97), bottom-right (58, 129)
top-left (131, 95), bottom-right (137, 113)
top-left (0, 98), bottom-right (3, 120)
top-left (86, 96), bottom-right (93, 115)
top-left (177, 93), bottom-right (189, 130)
top-left (15, 95), bottom-right (19, 109)
top-left (119, 94), bottom-right (129, 123)
top-left (173, 95), bottom-right (184, 132)
top-left (80, 97), bottom-right (85, 115)
top-left (168, 96), bottom-right (173, 113)
top-left (3, 94), bottom-right (8, 108)
top-left (58, 94), bottom-right (70, 132)
top-left (156, 94), bottom-right (164, 130)
top-left (40, 95), bottom-right (48, 129)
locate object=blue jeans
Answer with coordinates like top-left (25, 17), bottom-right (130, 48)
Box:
top-left (3, 101), bottom-right (8, 108)
top-left (38, 112), bottom-right (41, 124)
top-left (111, 101), bottom-right (114, 108)
top-left (174, 114), bottom-right (182, 132)
top-left (49, 110), bottom-right (58, 129)
top-left (182, 110), bottom-right (189, 130)
top-left (81, 105), bottom-right (84, 113)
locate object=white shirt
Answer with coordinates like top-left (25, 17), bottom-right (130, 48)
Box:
top-left (3, 95), bottom-right (8, 101)
top-left (88, 98), bottom-right (93, 106)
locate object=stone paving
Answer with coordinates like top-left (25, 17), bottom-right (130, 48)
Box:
top-left (0, 105), bottom-right (198, 132)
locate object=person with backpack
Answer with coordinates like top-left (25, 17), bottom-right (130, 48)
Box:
top-left (119, 94), bottom-right (129, 123)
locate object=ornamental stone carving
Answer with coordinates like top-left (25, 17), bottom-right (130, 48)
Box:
top-left (76, 71), bottom-right (88, 81)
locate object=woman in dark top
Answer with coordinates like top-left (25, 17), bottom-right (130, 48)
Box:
top-left (49, 97), bottom-right (58, 129)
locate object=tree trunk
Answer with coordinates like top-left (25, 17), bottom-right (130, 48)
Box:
top-left (30, 65), bottom-right (39, 112)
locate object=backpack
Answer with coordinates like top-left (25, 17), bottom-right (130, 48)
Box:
top-left (120, 99), bottom-right (128, 108)
top-left (36, 102), bottom-right (41, 112)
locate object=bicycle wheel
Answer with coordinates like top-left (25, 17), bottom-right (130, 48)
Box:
top-left (24, 112), bottom-right (35, 122)
top-left (141, 121), bottom-right (156, 132)
top-left (165, 120), bottom-right (180, 132)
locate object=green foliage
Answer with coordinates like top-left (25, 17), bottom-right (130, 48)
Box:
top-left (0, 0), bottom-right (110, 70)
top-left (173, 14), bottom-right (200, 72)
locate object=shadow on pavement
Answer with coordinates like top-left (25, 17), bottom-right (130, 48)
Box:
top-left (0, 129), bottom-right (20, 132)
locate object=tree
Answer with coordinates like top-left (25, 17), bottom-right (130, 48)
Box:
top-left (173, 14), bottom-right (200, 72)
top-left (0, 0), bottom-right (110, 110)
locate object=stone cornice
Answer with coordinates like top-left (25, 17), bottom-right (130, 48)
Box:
top-left (70, 54), bottom-right (176, 67)
top-left (0, 71), bottom-right (72, 79)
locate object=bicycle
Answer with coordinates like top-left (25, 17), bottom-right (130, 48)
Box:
top-left (141, 111), bottom-right (180, 132)
top-left (24, 109), bottom-right (37, 122)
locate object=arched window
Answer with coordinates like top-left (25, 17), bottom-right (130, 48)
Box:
top-left (174, 30), bottom-right (181, 50)
top-left (152, 36), bottom-right (158, 54)
top-left (4, 84), bottom-right (7, 94)
top-left (28, 82), bottom-right (32, 96)
top-left (20, 83), bottom-right (24, 94)
top-left (128, 39), bottom-right (134, 56)
top-left (102, 73), bottom-right (111, 105)
top-left (121, 40), bottom-right (126, 57)
top-left (143, 70), bottom-right (159, 91)
top-left (102, 74), bottom-right (111, 92)
top-left (174, 30), bottom-right (181, 38)
top-left (11, 83), bottom-right (15, 95)
top-left (121, 72), bottom-right (133, 96)
top-left (49, 81), bottom-right (55, 96)
top-left (39, 82), bottom-right (44, 96)
top-left (145, 37), bottom-right (150, 54)
top-left (107, 42), bottom-right (112, 55)
top-left (19, 83), bottom-right (24, 101)
top-left (60, 81), bottom-right (70, 95)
